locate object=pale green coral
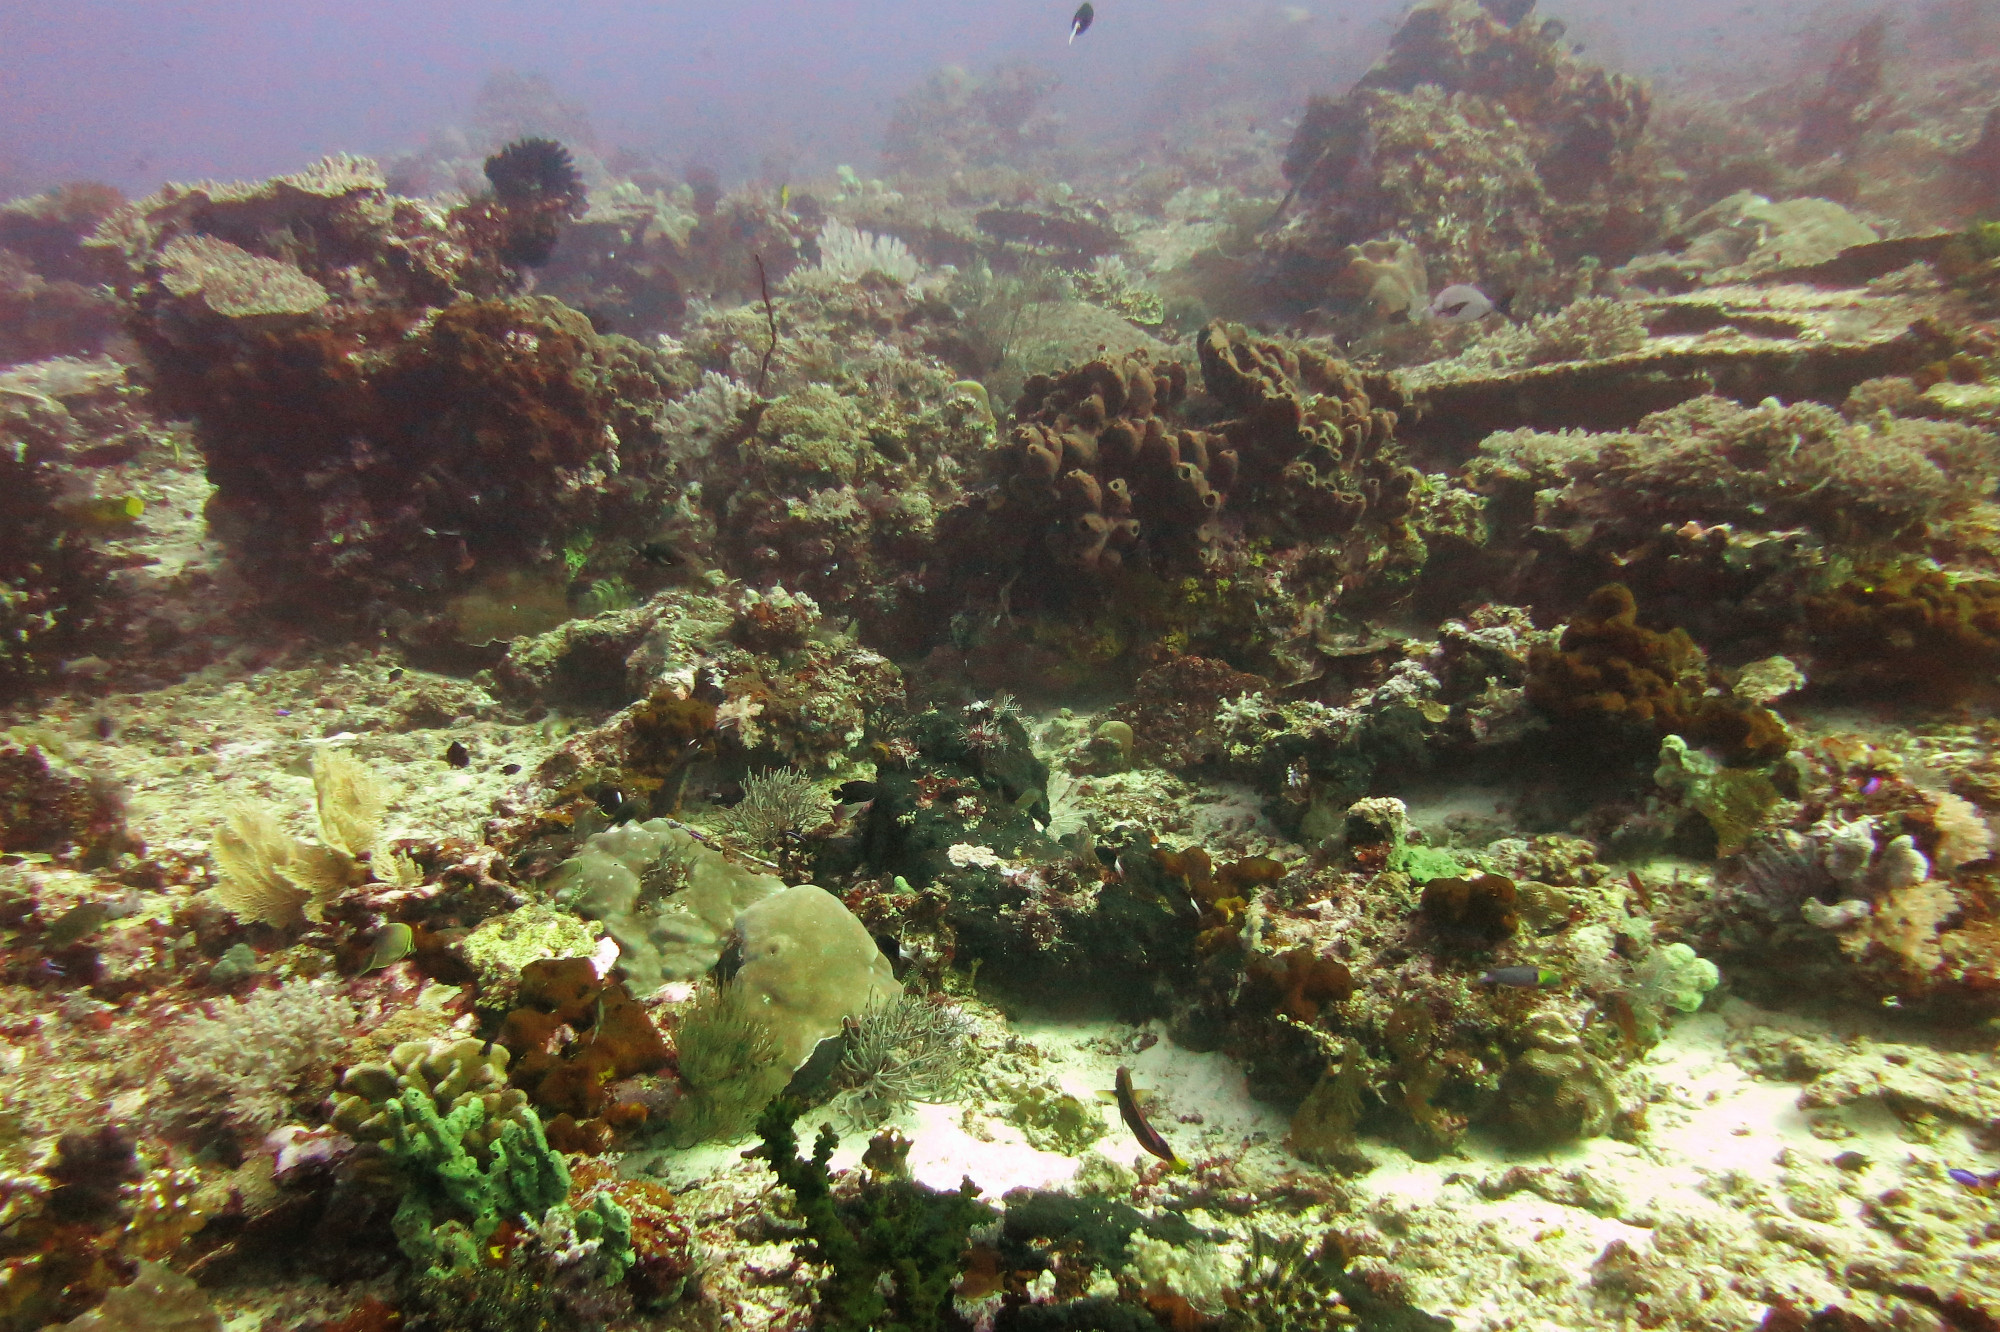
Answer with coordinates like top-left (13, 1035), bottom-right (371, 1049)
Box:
top-left (1002, 1080), bottom-right (1107, 1154)
top-left (1655, 734), bottom-right (1785, 856)
top-left (1638, 941), bottom-right (1721, 1014)
top-left (549, 816), bottom-right (783, 990)
top-left (759, 382), bottom-right (869, 482)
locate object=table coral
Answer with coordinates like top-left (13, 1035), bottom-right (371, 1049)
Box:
top-left (0, 184), bottom-right (124, 365)
top-left (1803, 562), bottom-right (2000, 701)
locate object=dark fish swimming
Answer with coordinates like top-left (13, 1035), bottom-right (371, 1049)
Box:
top-left (1070, 2), bottom-right (1094, 45)
top-left (1113, 1065), bottom-right (1180, 1168)
top-left (1477, 965), bottom-right (1560, 988)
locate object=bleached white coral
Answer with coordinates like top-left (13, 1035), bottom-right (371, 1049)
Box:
top-left (947, 843), bottom-right (1006, 869)
top-left (790, 219), bottom-right (921, 288)
top-left (1929, 791), bottom-right (1992, 871)
top-left (1042, 771), bottom-right (1088, 841)
top-left (1124, 1232), bottom-right (1236, 1316)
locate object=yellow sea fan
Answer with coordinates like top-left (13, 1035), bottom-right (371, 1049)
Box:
top-left (1930, 791), bottom-right (1992, 871)
top-left (211, 807), bottom-right (313, 928)
top-left (312, 748), bottom-right (385, 860)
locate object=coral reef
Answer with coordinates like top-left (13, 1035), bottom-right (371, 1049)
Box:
top-left (1271, 0), bottom-right (1656, 315)
top-left (93, 157), bottom-right (684, 632)
top-left (1461, 390), bottom-right (1999, 553)
top-left (881, 64), bottom-right (1069, 181)
top-left (0, 184), bottom-right (125, 365)
top-left (1802, 562), bottom-right (2000, 701)
top-left (16, 10), bottom-right (2000, 1331)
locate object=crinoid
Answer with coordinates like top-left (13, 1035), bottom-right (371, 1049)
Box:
top-left (480, 137), bottom-right (588, 267)
top-left (482, 136), bottom-right (587, 212)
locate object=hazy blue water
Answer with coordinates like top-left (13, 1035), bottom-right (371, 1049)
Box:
top-left (0, 0), bottom-right (1895, 199)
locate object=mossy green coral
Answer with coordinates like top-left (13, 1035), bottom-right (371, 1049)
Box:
top-left (759, 382), bottom-right (868, 482)
top-left (381, 1085), bottom-right (571, 1277)
top-left (1388, 843), bottom-right (1468, 883)
top-left (458, 902), bottom-right (603, 1009)
top-left (752, 1096), bottom-right (997, 1332)
top-left (1639, 940), bottom-right (1721, 1014)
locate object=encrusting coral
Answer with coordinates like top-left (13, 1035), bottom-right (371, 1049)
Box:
top-left (496, 957), bottom-right (670, 1151)
top-left (936, 320), bottom-right (1422, 680)
top-left (1525, 582), bottom-right (1791, 767)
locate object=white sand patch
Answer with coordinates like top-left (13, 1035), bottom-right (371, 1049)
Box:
top-left (886, 1101), bottom-right (1079, 1196)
